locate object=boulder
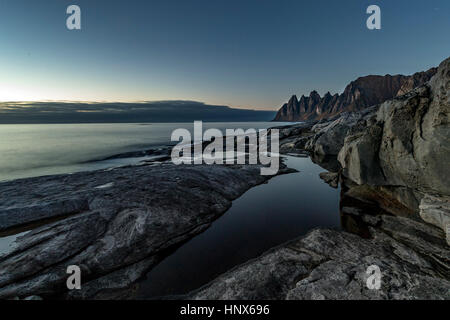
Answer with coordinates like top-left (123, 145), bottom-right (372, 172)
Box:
top-left (419, 194), bottom-right (450, 246)
top-left (319, 172), bottom-right (339, 188)
top-left (338, 57), bottom-right (450, 218)
top-left (305, 107), bottom-right (378, 156)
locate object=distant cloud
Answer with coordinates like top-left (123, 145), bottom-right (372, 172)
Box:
top-left (0, 101), bottom-right (275, 124)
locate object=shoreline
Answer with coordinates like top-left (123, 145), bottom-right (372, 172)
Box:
top-left (0, 121), bottom-right (287, 183)
top-left (0, 154), bottom-right (295, 299)
top-left (1, 108), bottom-right (449, 299)
top-left (0, 57), bottom-right (449, 300)
top-left (0, 129), bottom-right (448, 299)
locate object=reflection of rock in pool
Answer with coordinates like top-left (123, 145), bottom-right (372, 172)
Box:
top-left (136, 155), bottom-right (341, 299)
top-left (339, 187), bottom-right (381, 239)
top-left (0, 161), bottom-right (284, 300)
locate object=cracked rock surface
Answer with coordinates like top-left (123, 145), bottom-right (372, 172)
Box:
top-left (0, 161), bottom-right (290, 299)
top-left (191, 213), bottom-right (450, 300)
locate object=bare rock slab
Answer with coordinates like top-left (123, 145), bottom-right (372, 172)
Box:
top-left (0, 161), bottom-right (291, 299)
top-left (191, 215), bottom-right (450, 300)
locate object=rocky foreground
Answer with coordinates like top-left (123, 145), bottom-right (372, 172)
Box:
top-left (192, 218), bottom-right (449, 299)
top-left (189, 57), bottom-right (450, 299)
top-left (0, 161), bottom-right (292, 299)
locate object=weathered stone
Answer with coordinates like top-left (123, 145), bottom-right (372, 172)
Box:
top-left (338, 124), bottom-right (385, 186)
top-left (337, 57), bottom-right (450, 216)
top-left (319, 172), bottom-right (339, 188)
top-left (0, 161), bottom-right (291, 299)
top-left (419, 194), bottom-right (450, 246)
top-left (0, 197), bottom-right (90, 232)
top-left (191, 218), bottom-right (450, 300)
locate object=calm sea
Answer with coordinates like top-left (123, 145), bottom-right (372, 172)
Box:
top-left (0, 122), bottom-right (342, 297)
top-left (0, 122), bottom-right (287, 181)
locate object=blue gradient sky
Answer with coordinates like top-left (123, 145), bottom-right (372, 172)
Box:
top-left (0, 0), bottom-right (448, 110)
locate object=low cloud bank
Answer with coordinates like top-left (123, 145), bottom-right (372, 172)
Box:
top-left (0, 101), bottom-right (275, 123)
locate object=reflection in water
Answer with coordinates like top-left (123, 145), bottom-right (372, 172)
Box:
top-left (0, 231), bottom-right (29, 257)
top-left (137, 155), bottom-right (341, 298)
top-left (338, 182), bottom-right (391, 239)
top-left (0, 152), bottom-right (390, 299)
top-left (339, 189), bottom-right (373, 239)
top-left (0, 211), bottom-right (85, 256)
top-left (310, 153), bottom-right (341, 173)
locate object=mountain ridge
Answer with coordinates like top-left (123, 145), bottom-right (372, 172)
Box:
top-left (274, 67), bottom-right (437, 121)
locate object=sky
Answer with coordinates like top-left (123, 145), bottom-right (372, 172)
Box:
top-left (0, 0), bottom-right (449, 110)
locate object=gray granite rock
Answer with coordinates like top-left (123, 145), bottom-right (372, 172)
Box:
top-left (319, 172), bottom-right (339, 188)
top-left (0, 161), bottom-right (291, 299)
top-left (304, 107), bottom-right (378, 157)
top-left (419, 195), bottom-right (450, 246)
top-left (191, 214), bottom-right (450, 300)
top-left (340, 58), bottom-right (450, 195)
top-left (194, 58), bottom-right (450, 301)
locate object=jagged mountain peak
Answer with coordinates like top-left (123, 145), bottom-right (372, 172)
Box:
top-left (274, 66), bottom-right (437, 121)
top-left (288, 95), bottom-right (299, 104)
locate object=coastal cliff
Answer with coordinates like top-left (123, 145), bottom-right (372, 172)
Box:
top-left (192, 57), bottom-right (450, 299)
top-left (276, 57), bottom-right (450, 240)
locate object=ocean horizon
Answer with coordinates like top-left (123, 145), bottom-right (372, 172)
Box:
top-left (0, 121), bottom-right (291, 181)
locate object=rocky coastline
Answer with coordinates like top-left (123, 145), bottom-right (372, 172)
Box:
top-left (190, 57), bottom-right (449, 299)
top-left (0, 160), bottom-right (293, 299)
top-left (0, 57), bottom-right (448, 300)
